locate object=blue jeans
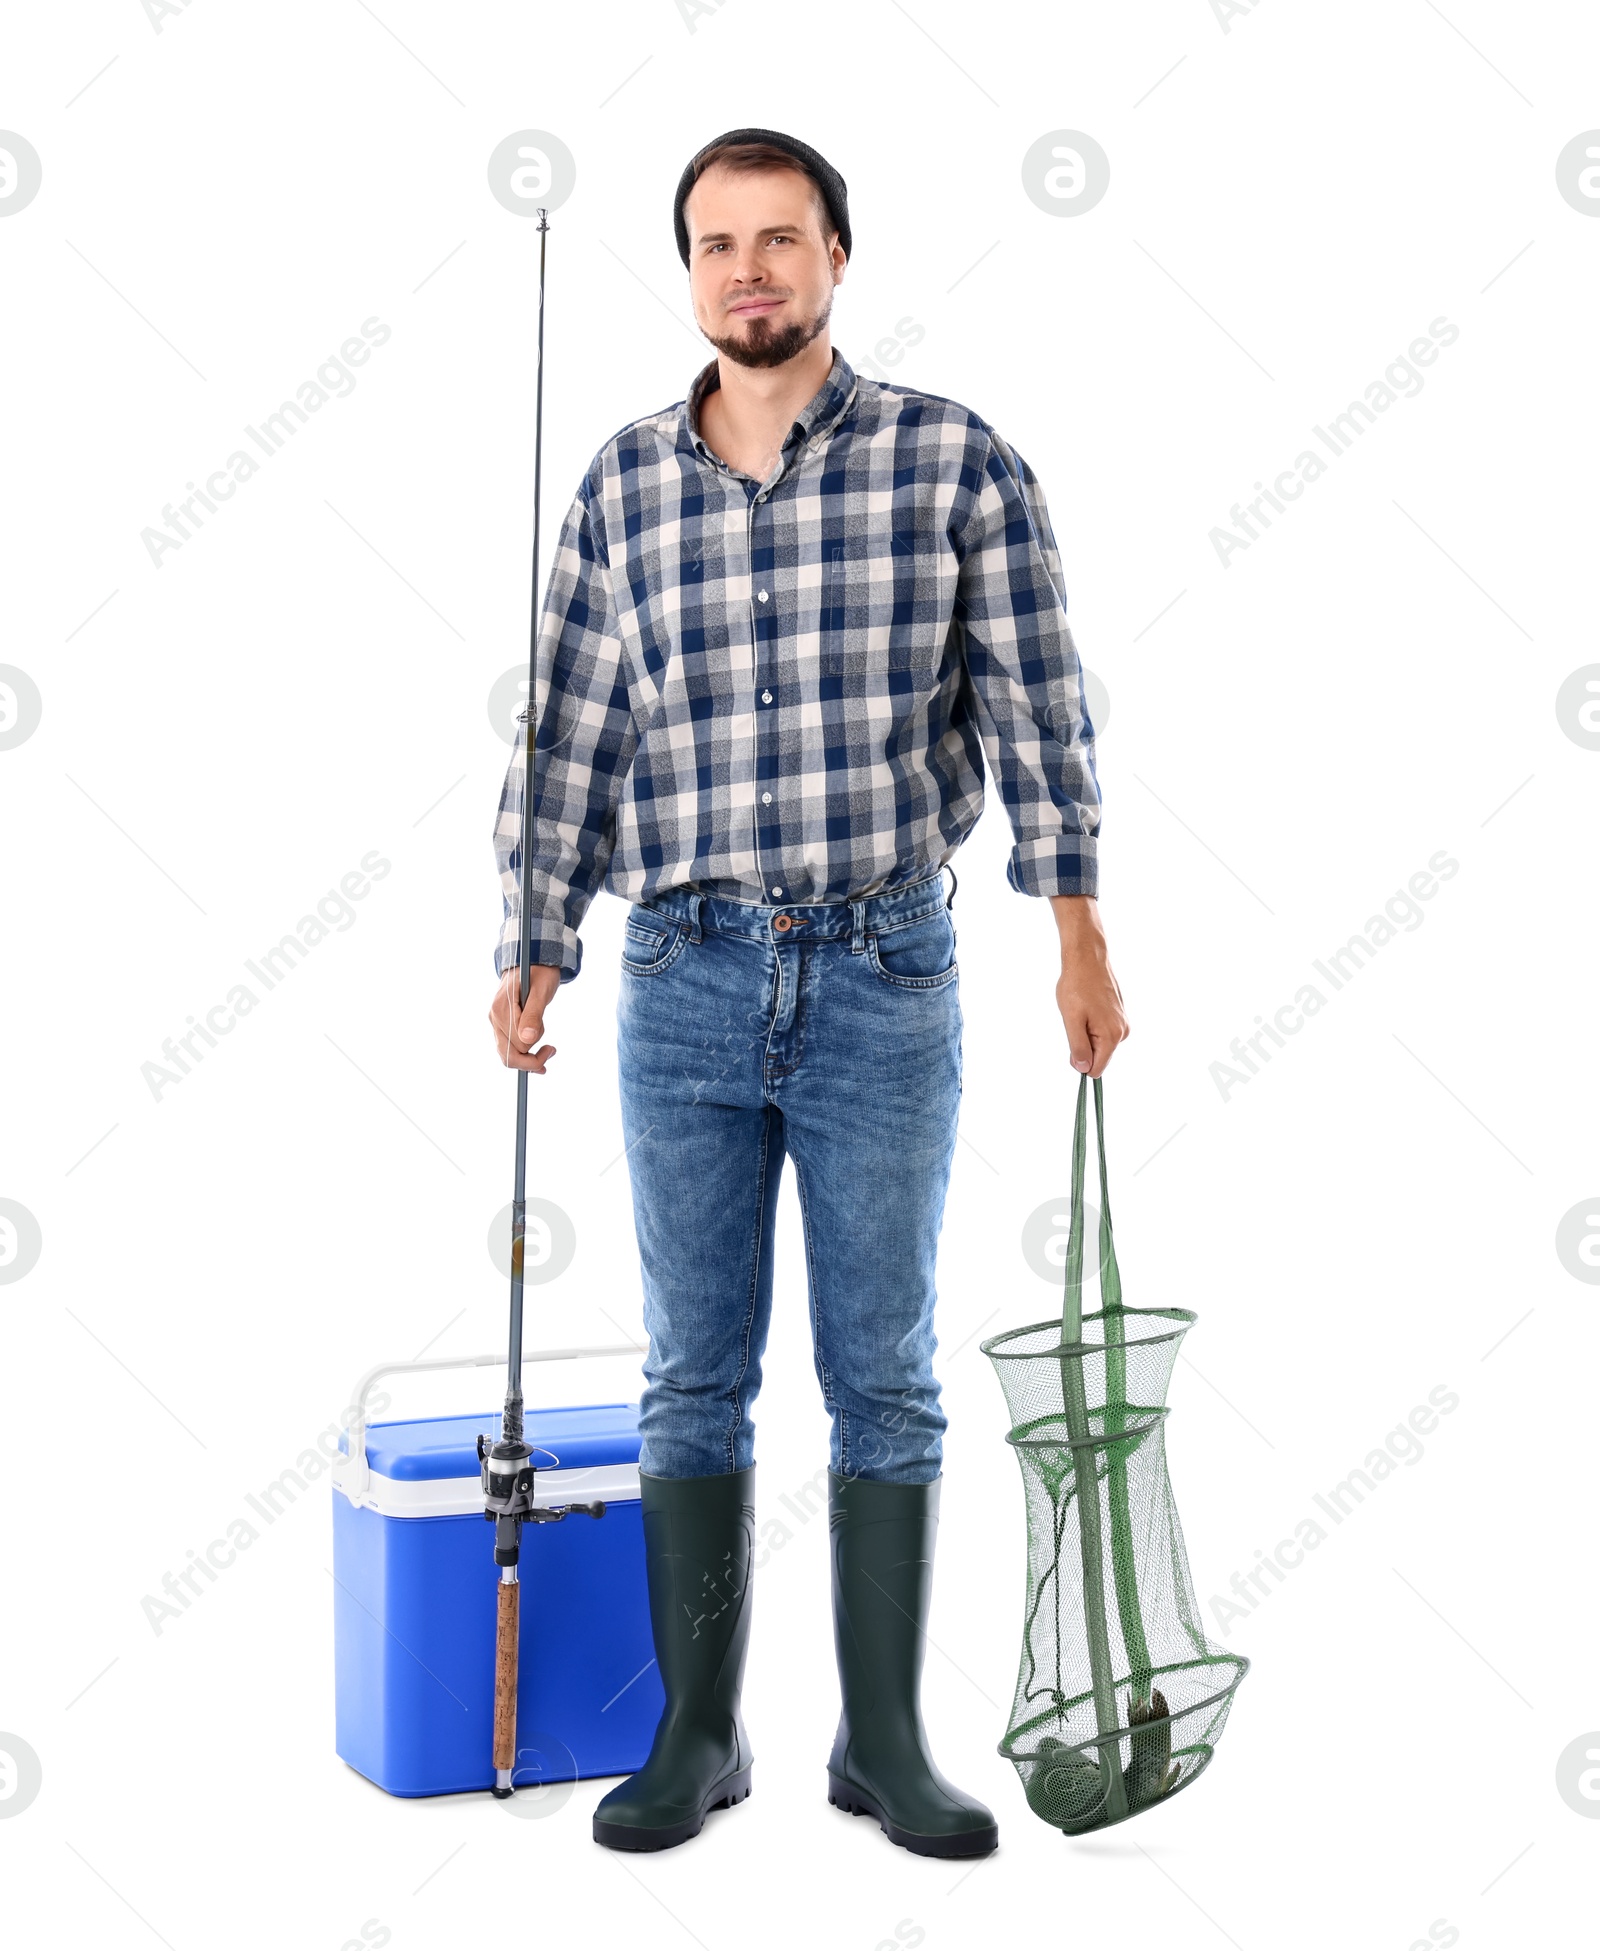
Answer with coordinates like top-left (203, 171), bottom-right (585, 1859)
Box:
top-left (615, 868), bottom-right (962, 1485)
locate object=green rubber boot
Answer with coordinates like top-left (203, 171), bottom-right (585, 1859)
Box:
top-left (826, 1470), bottom-right (999, 1858)
top-left (592, 1465), bottom-right (756, 1851)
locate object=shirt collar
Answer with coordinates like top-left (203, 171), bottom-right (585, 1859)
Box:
top-left (685, 347), bottom-right (858, 469)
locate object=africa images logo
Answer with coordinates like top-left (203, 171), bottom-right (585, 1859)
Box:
top-left (1208, 318), bottom-right (1460, 568)
top-left (139, 318), bottom-right (392, 569)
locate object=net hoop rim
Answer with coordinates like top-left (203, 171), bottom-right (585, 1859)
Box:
top-left (1004, 1404), bottom-right (1171, 1451)
top-left (980, 1305), bottom-right (1197, 1364)
top-left (997, 1654), bottom-right (1252, 1759)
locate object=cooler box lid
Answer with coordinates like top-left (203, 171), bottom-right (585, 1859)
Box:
top-left (338, 1402), bottom-right (641, 1519)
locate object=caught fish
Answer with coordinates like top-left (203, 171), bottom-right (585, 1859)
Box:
top-left (1025, 1735), bottom-right (1109, 1829)
top-left (1124, 1688), bottom-right (1181, 1805)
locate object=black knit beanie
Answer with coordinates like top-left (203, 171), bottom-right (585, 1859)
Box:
top-left (673, 127), bottom-right (851, 268)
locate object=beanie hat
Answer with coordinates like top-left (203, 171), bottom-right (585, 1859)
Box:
top-left (673, 127), bottom-right (851, 269)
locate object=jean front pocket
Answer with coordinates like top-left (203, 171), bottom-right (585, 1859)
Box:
top-left (621, 909), bottom-right (689, 977)
top-left (865, 908), bottom-right (958, 989)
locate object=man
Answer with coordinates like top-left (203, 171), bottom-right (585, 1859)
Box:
top-left (489, 127), bottom-right (1129, 1858)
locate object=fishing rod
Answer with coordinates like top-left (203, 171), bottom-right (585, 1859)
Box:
top-left (479, 204), bottom-right (605, 1800)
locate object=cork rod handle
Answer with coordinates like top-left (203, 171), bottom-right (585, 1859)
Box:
top-left (493, 1577), bottom-right (520, 1775)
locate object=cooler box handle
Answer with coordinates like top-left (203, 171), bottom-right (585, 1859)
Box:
top-left (332, 1343), bottom-right (646, 1500)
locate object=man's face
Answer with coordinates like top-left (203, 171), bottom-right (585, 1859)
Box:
top-left (684, 162), bottom-right (844, 370)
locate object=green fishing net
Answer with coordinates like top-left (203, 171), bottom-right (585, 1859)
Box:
top-left (982, 1074), bottom-right (1249, 1834)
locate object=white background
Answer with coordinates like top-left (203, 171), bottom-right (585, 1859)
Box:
top-left (3, 2), bottom-right (1597, 1947)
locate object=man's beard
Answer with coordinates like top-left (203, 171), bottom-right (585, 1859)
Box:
top-left (703, 288), bottom-right (832, 369)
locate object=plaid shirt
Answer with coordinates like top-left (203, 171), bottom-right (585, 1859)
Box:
top-left (494, 347), bottom-right (1100, 981)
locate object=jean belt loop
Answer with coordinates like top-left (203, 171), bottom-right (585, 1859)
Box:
top-left (688, 891), bottom-right (704, 944)
top-left (943, 863), bottom-right (958, 911)
top-left (849, 895), bottom-right (866, 954)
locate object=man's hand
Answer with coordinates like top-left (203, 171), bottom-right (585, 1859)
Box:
top-left (1049, 894), bottom-right (1129, 1078)
top-left (488, 963), bottom-right (563, 1072)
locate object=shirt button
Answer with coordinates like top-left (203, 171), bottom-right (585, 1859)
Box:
top-left (761, 690), bottom-right (773, 703)
top-left (761, 792), bottom-right (772, 804)
top-left (771, 885), bottom-right (783, 896)
top-left (757, 590), bottom-right (769, 602)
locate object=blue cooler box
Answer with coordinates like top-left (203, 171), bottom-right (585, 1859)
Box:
top-left (332, 1348), bottom-right (663, 1797)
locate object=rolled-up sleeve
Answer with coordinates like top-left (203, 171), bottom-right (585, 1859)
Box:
top-left (952, 426), bottom-right (1101, 899)
top-left (493, 472), bottom-right (639, 982)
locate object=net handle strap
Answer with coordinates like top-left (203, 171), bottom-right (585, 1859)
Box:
top-left (1062, 1072), bottom-right (1124, 1343)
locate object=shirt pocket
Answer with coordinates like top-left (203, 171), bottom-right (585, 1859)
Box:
top-left (820, 531), bottom-right (937, 677)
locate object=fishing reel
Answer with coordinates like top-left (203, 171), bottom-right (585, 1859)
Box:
top-left (478, 1432), bottom-right (605, 1565)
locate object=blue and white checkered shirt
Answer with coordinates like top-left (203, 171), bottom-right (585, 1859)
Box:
top-left (494, 347), bottom-right (1100, 981)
